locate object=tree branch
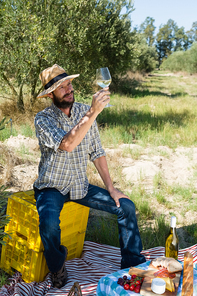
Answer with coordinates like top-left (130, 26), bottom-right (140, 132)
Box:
top-left (1, 73), bottom-right (18, 98)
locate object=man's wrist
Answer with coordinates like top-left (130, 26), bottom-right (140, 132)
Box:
top-left (107, 185), bottom-right (115, 194)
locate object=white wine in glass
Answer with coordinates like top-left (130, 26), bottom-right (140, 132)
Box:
top-left (96, 67), bottom-right (112, 108)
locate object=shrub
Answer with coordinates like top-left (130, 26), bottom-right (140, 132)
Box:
top-left (0, 118), bottom-right (10, 132)
top-left (161, 42), bottom-right (197, 74)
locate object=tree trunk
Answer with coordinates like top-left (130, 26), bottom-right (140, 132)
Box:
top-left (2, 73), bottom-right (18, 98)
top-left (17, 82), bottom-right (25, 112)
top-left (30, 85), bottom-right (43, 106)
top-left (30, 61), bottom-right (42, 106)
top-left (1, 73), bottom-right (25, 112)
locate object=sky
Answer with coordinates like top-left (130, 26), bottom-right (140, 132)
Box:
top-left (130, 0), bottom-right (197, 33)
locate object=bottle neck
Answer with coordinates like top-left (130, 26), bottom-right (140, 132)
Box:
top-left (171, 216), bottom-right (176, 228)
top-left (170, 226), bottom-right (177, 234)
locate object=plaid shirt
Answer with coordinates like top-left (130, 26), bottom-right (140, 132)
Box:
top-left (34, 102), bottom-right (106, 200)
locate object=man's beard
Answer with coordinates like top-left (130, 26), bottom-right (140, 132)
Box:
top-left (53, 91), bottom-right (75, 108)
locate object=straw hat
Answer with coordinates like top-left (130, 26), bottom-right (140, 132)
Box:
top-left (37, 64), bottom-right (80, 98)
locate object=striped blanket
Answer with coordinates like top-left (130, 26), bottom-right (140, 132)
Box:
top-left (0, 241), bottom-right (196, 296)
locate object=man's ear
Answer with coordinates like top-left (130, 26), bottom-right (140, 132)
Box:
top-left (47, 92), bottom-right (53, 99)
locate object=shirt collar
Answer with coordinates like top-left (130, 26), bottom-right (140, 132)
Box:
top-left (51, 102), bottom-right (77, 119)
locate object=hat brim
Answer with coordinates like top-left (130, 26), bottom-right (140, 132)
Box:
top-left (37, 74), bottom-right (80, 98)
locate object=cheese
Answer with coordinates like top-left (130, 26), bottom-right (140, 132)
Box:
top-left (156, 277), bottom-right (175, 292)
top-left (151, 278), bottom-right (166, 294)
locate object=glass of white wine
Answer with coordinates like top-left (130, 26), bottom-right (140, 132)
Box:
top-left (96, 67), bottom-right (112, 108)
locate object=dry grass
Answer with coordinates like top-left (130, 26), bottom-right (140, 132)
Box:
top-left (0, 144), bottom-right (21, 186)
top-left (0, 98), bottom-right (52, 135)
top-left (123, 71), bottom-right (146, 82)
top-left (87, 149), bottom-right (128, 192)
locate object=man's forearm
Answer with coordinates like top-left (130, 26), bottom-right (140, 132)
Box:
top-left (59, 107), bottom-right (98, 152)
top-left (94, 156), bottom-right (130, 207)
top-left (93, 156), bottom-right (114, 193)
top-left (59, 88), bottom-right (110, 152)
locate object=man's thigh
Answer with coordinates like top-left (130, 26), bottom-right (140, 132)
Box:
top-left (34, 187), bottom-right (69, 217)
top-left (73, 184), bottom-right (118, 214)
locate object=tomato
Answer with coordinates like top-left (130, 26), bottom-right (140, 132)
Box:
top-left (129, 284), bottom-right (135, 291)
top-left (117, 274), bottom-right (143, 292)
top-left (134, 286), bottom-right (140, 293)
top-left (124, 284), bottom-right (130, 290)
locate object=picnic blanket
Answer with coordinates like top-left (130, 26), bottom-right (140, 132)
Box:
top-left (0, 241), bottom-right (197, 296)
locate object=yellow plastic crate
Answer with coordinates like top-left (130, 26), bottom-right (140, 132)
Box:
top-left (61, 230), bottom-right (87, 260)
top-left (1, 190), bottom-right (90, 282)
top-left (1, 234), bottom-right (49, 283)
top-left (5, 190), bottom-right (90, 252)
top-left (0, 230), bottom-right (87, 283)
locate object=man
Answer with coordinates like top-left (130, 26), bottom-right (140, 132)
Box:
top-left (34, 64), bottom-right (146, 289)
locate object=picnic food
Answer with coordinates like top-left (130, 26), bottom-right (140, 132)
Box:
top-left (165, 216), bottom-right (179, 259)
top-left (151, 256), bottom-right (183, 273)
top-left (129, 259), bottom-right (182, 296)
top-left (153, 269), bottom-right (175, 292)
top-left (150, 256), bottom-right (182, 293)
top-left (153, 268), bottom-right (176, 278)
top-left (151, 278), bottom-right (166, 294)
top-left (117, 274), bottom-right (144, 293)
top-left (182, 252), bottom-right (193, 296)
top-left (157, 276), bottom-right (175, 292)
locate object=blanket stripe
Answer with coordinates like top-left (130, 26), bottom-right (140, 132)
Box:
top-left (0, 241), bottom-right (196, 296)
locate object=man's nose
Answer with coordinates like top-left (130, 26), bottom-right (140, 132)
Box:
top-left (67, 84), bottom-right (73, 92)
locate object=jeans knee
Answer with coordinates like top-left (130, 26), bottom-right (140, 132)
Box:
top-left (39, 213), bottom-right (60, 239)
top-left (119, 198), bottom-right (136, 216)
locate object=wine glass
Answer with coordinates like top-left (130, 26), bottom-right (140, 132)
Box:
top-left (96, 67), bottom-right (112, 108)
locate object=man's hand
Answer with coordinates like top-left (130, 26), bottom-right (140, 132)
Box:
top-left (108, 187), bottom-right (130, 208)
top-left (91, 87), bottom-right (111, 113)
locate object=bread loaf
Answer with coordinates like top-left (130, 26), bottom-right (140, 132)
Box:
top-left (151, 256), bottom-right (182, 273)
top-left (182, 252), bottom-right (193, 296)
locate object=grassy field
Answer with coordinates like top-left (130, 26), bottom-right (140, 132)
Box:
top-left (0, 70), bottom-right (197, 286)
top-left (98, 72), bottom-right (197, 148)
top-left (85, 70), bottom-right (197, 250)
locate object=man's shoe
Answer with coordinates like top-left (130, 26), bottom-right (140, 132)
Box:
top-left (51, 247), bottom-right (68, 289)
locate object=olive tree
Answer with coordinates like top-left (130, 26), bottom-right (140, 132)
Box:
top-left (0, 0), bottom-right (136, 109)
top-left (44, 0), bottom-right (136, 92)
top-left (0, 0), bottom-right (61, 110)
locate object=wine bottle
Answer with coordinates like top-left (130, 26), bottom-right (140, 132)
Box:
top-left (165, 216), bottom-right (179, 259)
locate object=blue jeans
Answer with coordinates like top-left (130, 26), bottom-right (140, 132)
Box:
top-left (34, 184), bottom-right (145, 273)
